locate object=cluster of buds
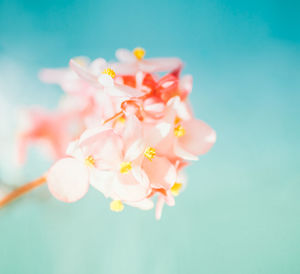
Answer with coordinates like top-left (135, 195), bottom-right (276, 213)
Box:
top-left (17, 48), bottom-right (216, 219)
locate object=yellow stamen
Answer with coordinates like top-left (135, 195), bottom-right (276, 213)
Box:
top-left (102, 68), bottom-right (116, 79)
top-left (174, 116), bottom-right (182, 125)
top-left (174, 125), bottom-right (186, 137)
top-left (133, 47), bottom-right (146, 60)
top-left (118, 116), bottom-right (126, 124)
top-left (120, 161), bottom-right (132, 173)
top-left (85, 155), bottom-right (95, 167)
top-left (171, 182), bottom-right (182, 196)
top-left (110, 200), bottom-right (124, 212)
top-left (144, 147), bottom-right (156, 161)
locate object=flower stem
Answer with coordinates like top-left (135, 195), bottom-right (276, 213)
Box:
top-left (0, 176), bottom-right (46, 209)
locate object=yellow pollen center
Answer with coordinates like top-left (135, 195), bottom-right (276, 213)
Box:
top-left (171, 182), bottom-right (182, 196)
top-left (133, 47), bottom-right (146, 60)
top-left (110, 200), bottom-right (124, 212)
top-left (85, 155), bottom-right (95, 167)
top-left (102, 68), bottom-right (116, 79)
top-left (118, 116), bottom-right (126, 124)
top-left (144, 147), bottom-right (156, 161)
top-left (174, 125), bottom-right (186, 137)
top-left (120, 161), bottom-right (132, 173)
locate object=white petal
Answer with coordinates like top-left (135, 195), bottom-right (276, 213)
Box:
top-left (98, 74), bottom-right (114, 87)
top-left (124, 139), bottom-right (145, 162)
top-left (115, 48), bottom-right (136, 63)
top-left (90, 169), bottom-right (115, 198)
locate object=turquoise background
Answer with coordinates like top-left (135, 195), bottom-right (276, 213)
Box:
top-left (0, 0), bottom-right (299, 273)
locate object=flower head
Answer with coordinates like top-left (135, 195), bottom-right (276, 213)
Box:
top-left (19, 48), bottom-right (216, 219)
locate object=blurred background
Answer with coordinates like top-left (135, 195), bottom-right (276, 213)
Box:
top-left (0, 0), bottom-right (299, 273)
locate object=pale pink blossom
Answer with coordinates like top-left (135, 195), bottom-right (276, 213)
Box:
top-left (16, 49), bottom-right (216, 219)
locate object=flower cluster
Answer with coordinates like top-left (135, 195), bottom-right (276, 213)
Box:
top-left (18, 48), bottom-right (216, 219)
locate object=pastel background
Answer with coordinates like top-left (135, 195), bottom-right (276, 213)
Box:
top-left (0, 0), bottom-right (299, 273)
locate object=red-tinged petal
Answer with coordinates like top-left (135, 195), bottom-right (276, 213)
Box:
top-left (47, 158), bottom-right (89, 202)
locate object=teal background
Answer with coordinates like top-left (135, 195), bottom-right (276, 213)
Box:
top-left (0, 0), bottom-right (299, 273)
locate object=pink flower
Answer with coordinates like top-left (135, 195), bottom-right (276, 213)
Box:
top-left (16, 50), bottom-right (217, 219)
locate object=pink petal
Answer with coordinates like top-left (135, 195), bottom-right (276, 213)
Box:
top-left (110, 62), bottom-right (137, 75)
top-left (179, 75), bottom-right (193, 95)
top-left (140, 58), bottom-right (182, 73)
top-left (122, 115), bottom-right (142, 149)
top-left (143, 156), bottom-right (176, 190)
top-left (115, 83), bottom-right (143, 97)
top-left (47, 158), bottom-right (89, 202)
top-left (69, 59), bottom-right (101, 88)
top-left (89, 58), bottom-right (107, 75)
top-left (180, 119), bottom-right (216, 156)
top-left (155, 195), bottom-right (165, 220)
top-left (115, 171), bottom-right (150, 202)
top-left (79, 129), bottom-right (123, 168)
top-left (38, 68), bottom-right (69, 84)
top-left (126, 199), bottom-right (154, 210)
top-left (90, 169), bottom-right (115, 198)
top-left (174, 141), bottom-right (199, 161)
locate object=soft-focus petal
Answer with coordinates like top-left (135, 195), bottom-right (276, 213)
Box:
top-left (180, 119), bottom-right (216, 155)
top-left (39, 68), bottom-right (70, 84)
top-left (126, 199), bottom-right (154, 210)
top-left (115, 171), bottom-right (150, 202)
top-left (140, 58), bottom-right (182, 73)
top-left (89, 58), bottom-right (107, 76)
top-left (174, 141), bottom-right (199, 161)
top-left (98, 74), bottom-right (114, 87)
top-left (115, 83), bottom-right (144, 97)
top-left (90, 169), bottom-right (115, 198)
top-left (69, 59), bottom-right (100, 87)
top-left (115, 48), bottom-right (136, 63)
top-left (179, 75), bottom-right (193, 94)
top-left (143, 156), bottom-right (176, 189)
top-left (122, 115), bottom-right (142, 149)
top-left (124, 139), bottom-right (145, 161)
top-left (47, 158), bottom-right (89, 202)
top-left (155, 195), bottom-right (165, 220)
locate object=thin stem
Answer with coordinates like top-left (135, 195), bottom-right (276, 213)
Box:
top-left (103, 111), bottom-right (123, 124)
top-left (0, 176), bottom-right (46, 209)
